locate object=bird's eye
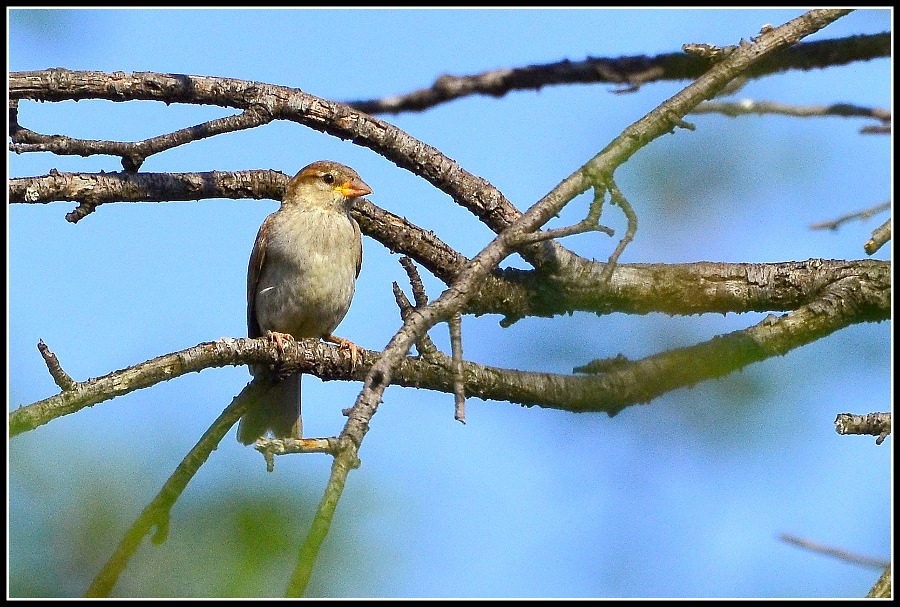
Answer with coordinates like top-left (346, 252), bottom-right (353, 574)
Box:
top-left (322, 173), bottom-right (335, 184)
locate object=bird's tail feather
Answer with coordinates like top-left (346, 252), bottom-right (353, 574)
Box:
top-left (236, 372), bottom-right (302, 445)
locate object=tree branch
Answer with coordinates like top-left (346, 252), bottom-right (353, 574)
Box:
top-left (7, 10), bottom-right (877, 598)
top-left (810, 200), bottom-right (891, 231)
top-left (779, 533), bottom-right (890, 569)
top-left (692, 99), bottom-right (891, 124)
top-left (8, 68), bottom-right (536, 254)
top-left (11, 171), bottom-right (887, 323)
top-left (835, 412), bottom-right (891, 445)
top-left (865, 218), bottom-right (891, 255)
top-left (9, 337), bottom-right (351, 437)
top-left (8, 169), bottom-right (286, 222)
top-left (344, 32), bottom-right (889, 115)
top-left (292, 10), bottom-right (856, 594)
top-left (9, 100), bottom-right (273, 172)
top-left (85, 381), bottom-right (261, 597)
top-left (11, 254), bottom-right (887, 438)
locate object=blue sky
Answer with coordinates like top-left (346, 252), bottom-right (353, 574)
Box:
top-left (8, 8), bottom-right (892, 598)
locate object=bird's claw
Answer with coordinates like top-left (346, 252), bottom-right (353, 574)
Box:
top-left (265, 331), bottom-right (297, 379)
top-left (325, 334), bottom-right (360, 369)
top-left (265, 330), bottom-right (295, 355)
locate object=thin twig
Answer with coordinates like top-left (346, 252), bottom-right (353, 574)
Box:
top-left (780, 533), bottom-right (890, 569)
top-left (391, 282), bottom-right (441, 364)
top-left (85, 381), bottom-right (260, 597)
top-left (692, 99), bottom-right (890, 124)
top-left (810, 201), bottom-right (890, 230)
top-left (400, 256), bottom-right (429, 307)
top-left (448, 311), bottom-right (466, 424)
top-left (10, 107), bottom-right (273, 172)
top-left (835, 412), bottom-right (891, 445)
top-left (395, 257), bottom-right (444, 362)
top-left (255, 436), bottom-right (343, 471)
top-left (36, 339), bottom-right (76, 391)
top-left (509, 184), bottom-right (614, 245)
top-left (601, 179), bottom-right (637, 282)
top-left (865, 218), bottom-right (891, 255)
top-left (860, 124), bottom-right (890, 135)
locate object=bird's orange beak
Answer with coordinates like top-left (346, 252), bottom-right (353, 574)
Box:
top-left (337, 177), bottom-right (372, 198)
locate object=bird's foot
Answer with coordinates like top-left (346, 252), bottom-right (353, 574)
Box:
top-left (325, 334), bottom-right (360, 369)
top-left (265, 330), bottom-right (295, 354)
top-left (265, 330), bottom-right (296, 379)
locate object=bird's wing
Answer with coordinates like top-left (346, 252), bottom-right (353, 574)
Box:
top-left (247, 214), bottom-right (274, 339)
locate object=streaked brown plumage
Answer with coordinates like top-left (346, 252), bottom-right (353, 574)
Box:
top-left (237, 160), bottom-right (369, 445)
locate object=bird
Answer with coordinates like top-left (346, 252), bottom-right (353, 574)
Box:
top-left (237, 160), bottom-right (370, 445)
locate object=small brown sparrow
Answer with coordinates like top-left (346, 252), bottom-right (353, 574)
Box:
top-left (237, 161), bottom-right (370, 445)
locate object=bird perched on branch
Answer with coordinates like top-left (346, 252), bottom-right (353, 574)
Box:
top-left (237, 160), bottom-right (370, 445)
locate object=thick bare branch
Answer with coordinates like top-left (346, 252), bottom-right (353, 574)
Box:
top-left (8, 69), bottom-right (523, 232)
top-left (9, 169), bottom-right (286, 222)
top-left (12, 259), bottom-right (886, 441)
top-left (13, 170), bottom-right (887, 322)
top-left (9, 67), bottom-right (595, 277)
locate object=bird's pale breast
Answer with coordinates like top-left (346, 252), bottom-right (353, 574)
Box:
top-left (254, 205), bottom-right (360, 339)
